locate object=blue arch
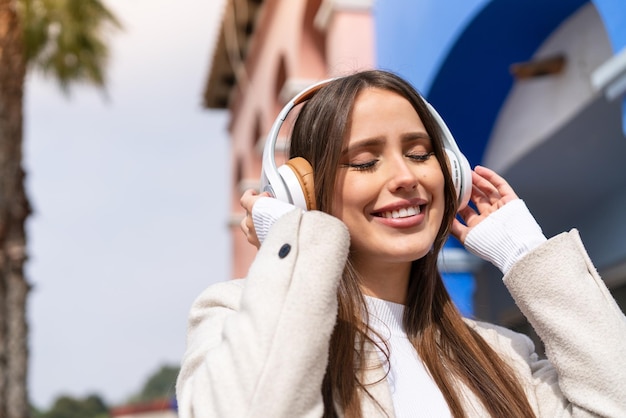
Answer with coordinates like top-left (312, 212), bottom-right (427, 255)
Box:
top-left (375, 0), bottom-right (626, 162)
top-left (425, 0), bottom-right (587, 167)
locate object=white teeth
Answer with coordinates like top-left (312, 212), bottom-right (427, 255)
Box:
top-left (381, 206), bottom-right (420, 219)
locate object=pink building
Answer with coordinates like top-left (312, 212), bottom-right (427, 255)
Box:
top-left (204, 0), bottom-right (375, 279)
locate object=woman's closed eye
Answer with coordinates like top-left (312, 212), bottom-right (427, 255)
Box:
top-left (341, 159), bottom-right (379, 171)
top-left (407, 151), bottom-right (435, 162)
top-left (340, 151), bottom-right (434, 171)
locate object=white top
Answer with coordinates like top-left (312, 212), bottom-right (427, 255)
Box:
top-left (365, 296), bottom-right (452, 418)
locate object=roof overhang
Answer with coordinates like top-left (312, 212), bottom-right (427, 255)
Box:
top-left (203, 0), bottom-right (265, 109)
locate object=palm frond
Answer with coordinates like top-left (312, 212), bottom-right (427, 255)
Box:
top-left (18, 0), bottom-right (122, 92)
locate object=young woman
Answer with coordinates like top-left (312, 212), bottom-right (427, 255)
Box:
top-left (176, 70), bottom-right (626, 417)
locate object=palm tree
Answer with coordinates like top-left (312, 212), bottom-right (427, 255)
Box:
top-left (0, 1), bottom-right (120, 416)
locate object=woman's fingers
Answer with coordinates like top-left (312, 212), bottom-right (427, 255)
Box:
top-left (452, 166), bottom-right (520, 244)
top-left (457, 204), bottom-right (478, 224)
top-left (240, 189), bottom-right (258, 214)
top-left (239, 189), bottom-right (261, 248)
top-left (465, 166), bottom-right (518, 216)
top-left (241, 213), bottom-right (260, 248)
top-left (450, 217), bottom-right (469, 243)
top-left (474, 165), bottom-right (518, 203)
top-left (239, 189), bottom-right (272, 248)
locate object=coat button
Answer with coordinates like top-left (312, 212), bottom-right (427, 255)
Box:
top-left (278, 244), bottom-right (291, 258)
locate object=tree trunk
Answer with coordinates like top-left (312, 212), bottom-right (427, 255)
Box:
top-left (0, 0), bottom-right (31, 417)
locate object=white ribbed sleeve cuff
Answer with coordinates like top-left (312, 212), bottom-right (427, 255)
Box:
top-left (252, 197), bottom-right (298, 244)
top-left (464, 199), bottom-right (547, 275)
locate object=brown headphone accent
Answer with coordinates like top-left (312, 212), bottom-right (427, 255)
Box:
top-left (285, 157), bottom-right (317, 210)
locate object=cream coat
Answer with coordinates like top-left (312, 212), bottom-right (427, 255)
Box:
top-left (176, 209), bottom-right (626, 418)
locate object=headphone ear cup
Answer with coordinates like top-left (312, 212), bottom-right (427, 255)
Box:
top-left (444, 148), bottom-right (472, 210)
top-left (279, 157), bottom-right (316, 210)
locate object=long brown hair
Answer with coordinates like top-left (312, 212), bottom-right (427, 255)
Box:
top-left (289, 70), bottom-right (535, 418)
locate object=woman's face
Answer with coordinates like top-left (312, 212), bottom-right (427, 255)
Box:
top-left (331, 87), bottom-right (446, 272)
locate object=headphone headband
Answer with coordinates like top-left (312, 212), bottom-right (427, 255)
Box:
top-left (260, 76), bottom-right (472, 210)
top-left (260, 79), bottom-right (337, 202)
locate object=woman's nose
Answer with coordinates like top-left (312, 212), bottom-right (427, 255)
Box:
top-left (387, 159), bottom-right (418, 192)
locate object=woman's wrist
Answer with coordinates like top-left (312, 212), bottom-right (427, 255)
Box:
top-left (463, 199), bottom-right (547, 274)
top-left (252, 197), bottom-right (298, 244)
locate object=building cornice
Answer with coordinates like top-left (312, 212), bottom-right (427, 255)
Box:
top-left (315, 0), bottom-right (374, 31)
top-left (203, 0), bottom-right (266, 109)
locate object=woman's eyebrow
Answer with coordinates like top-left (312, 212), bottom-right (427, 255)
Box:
top-left (340, 137), bottom-right (385, 156)
top-left (340, 132), bottom-right (431, 155)
top-left (402, 132), bottom-right (431, 143)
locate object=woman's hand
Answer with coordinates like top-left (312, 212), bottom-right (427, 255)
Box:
top-left (451, 165), bottom-right (519, 244)
top-left (240, 189), bottom-right (270, 248)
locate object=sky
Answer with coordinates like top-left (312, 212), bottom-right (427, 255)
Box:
top-left (24, 0), bottom-right (229, 409)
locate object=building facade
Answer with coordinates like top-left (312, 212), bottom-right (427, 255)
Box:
top-left (204, 0), bottom-right (375, 279)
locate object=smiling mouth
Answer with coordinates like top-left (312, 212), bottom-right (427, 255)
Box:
top-left (377, 205), bottom-right (422, 219)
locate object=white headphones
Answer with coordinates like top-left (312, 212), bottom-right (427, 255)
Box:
top-left (260, 77), bottom-right (473, 211)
